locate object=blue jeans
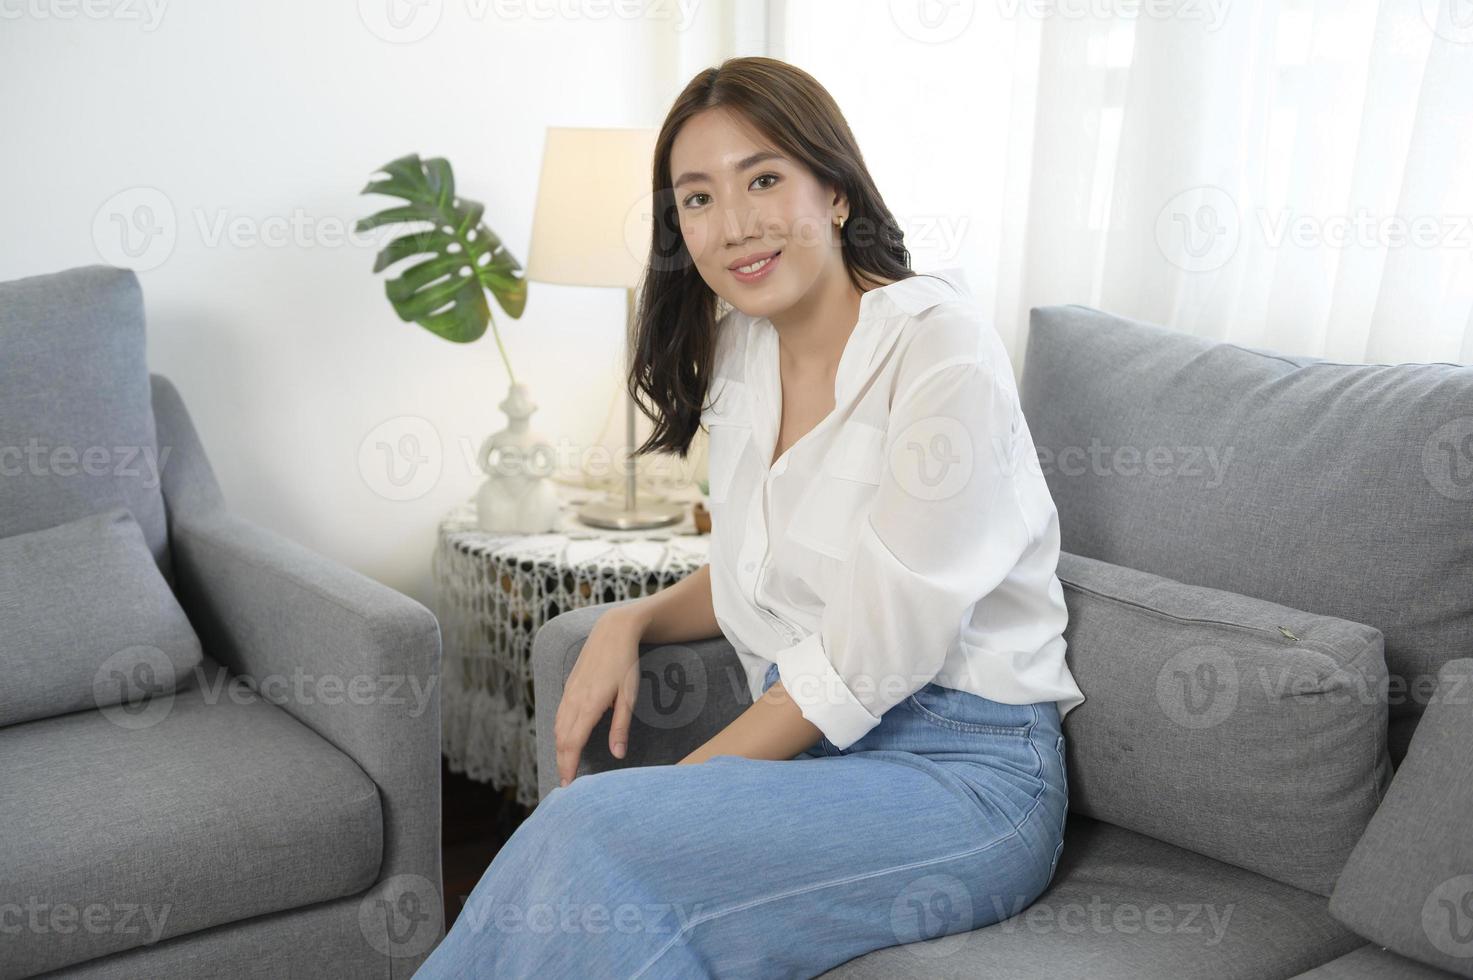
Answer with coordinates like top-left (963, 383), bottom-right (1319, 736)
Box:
top-left (414, 662), bottom-right (1070, 979)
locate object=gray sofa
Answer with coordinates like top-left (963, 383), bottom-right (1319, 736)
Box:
top-left (530, 303), bottom-right (1473, 978)
top-left (0, 265), bottom-right (445, 979)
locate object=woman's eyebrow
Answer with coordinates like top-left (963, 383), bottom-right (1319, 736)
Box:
top-left (674, 151), bottom-right (786, 189)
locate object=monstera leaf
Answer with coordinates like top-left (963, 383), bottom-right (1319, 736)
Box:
top-left (357, 154), bottom-right (527, 347)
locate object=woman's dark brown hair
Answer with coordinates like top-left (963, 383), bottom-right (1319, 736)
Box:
top-left (628, 56), bottom-right (921, 460)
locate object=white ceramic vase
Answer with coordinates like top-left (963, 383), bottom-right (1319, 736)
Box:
top-left (475, 382), bottom-right (561, 533)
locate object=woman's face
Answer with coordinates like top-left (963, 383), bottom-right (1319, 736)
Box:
top-left (669, 107), bottom-right (845, 319)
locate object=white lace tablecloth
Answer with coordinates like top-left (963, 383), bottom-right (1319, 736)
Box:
top-left (431, 484), bottom-right (710, 808)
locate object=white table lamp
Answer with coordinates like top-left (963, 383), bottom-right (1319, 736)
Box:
top-left (525, 126), bottom-right (686, 531)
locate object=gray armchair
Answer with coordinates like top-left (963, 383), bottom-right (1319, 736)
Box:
top-left (0, 265), bottom-right (444, 979)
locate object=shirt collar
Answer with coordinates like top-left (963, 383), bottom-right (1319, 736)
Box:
top-left (744, 272), bottom-right (968, 456)
top-left (837, 273), bottom-right (967, 400)
top-left (862, 271), bottom-right (968, 318)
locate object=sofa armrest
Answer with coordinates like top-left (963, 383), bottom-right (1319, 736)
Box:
top-left (531, 599), bottom-right (752, 803)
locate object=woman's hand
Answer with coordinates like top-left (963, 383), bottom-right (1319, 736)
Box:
top-left (554, 607), bottom-right (646, 787)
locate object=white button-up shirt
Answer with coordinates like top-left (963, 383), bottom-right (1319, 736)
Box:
top-left (702, 272), bottom-right (1086, 751)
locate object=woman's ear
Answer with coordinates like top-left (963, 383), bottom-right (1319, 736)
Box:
top-left (830, 185), bottom-right (850, 221)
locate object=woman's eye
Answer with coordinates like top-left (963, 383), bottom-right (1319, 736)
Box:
top-left (681, 174), bottom-right (780, 210)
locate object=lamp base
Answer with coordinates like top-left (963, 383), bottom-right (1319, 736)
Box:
top-left (576, 497), bottom-right (687, 531)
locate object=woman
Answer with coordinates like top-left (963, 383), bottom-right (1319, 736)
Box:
top-left (415, 56), bottom-right (1086, 979)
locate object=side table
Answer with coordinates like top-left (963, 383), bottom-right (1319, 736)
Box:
top-left (431, 483), bottom-right (710, 808)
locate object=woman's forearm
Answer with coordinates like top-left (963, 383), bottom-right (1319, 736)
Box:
top-left (679, 679), bottom-right (824, 763)
top-left (619, 563), bottom-right (824, 761)
top-left (621, 562), bottom-right (722, 645)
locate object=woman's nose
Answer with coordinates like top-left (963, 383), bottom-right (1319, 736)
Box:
top-left (722, 204), bottom-right (762, 245)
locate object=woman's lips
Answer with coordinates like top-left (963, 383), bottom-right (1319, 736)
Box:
top-left (730, 250), bottom-right (781, 284)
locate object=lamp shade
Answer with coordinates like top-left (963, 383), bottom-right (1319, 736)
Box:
top-left (525, 127), bottom-right (659, 289)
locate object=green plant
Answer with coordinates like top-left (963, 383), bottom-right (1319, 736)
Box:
top-left (358, 153), bottom-right (527, 381)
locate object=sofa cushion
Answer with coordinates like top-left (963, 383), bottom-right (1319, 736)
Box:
top-left (1054, 550), bottom-right (1392, 897)
top-left (822, 813), bottom-right (1364, 980)
top-left (1290, 943), bottom-right (1463, 979)
top-left (0, 265), bottom-right (172, 583)
top-left (1020, 305), bottom-right (1473, 750)
top-left (0, 507), bottom-right (203, 728)
top-left (0, 655), bottom-right (383, 979)
top-left (1328, 658), bottom-right (1473, 978)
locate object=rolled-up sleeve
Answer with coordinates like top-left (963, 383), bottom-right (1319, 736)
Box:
top-left (774, 358), bottom-right (1035, 750)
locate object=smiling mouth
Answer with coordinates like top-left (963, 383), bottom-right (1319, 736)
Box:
top-left (730, 250), bottom-right (782, 281)
top-left (734, 254), bottom-right (777, 273)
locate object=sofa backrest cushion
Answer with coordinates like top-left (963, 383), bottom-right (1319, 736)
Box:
top-left (1057, 550), bottom-right (1393, 897)
top-left (0, 507), bottom-right (202, 728)
top-left (1022, 305), bottom-right (1473, 746)
top-left (0, 265), bottom-right (171, 582)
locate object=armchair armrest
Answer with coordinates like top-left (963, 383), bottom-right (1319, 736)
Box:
top-left (170, 509), bottom-right (443, 857)
top-left (151, 373), bottom-right (443, 973)
top-left (531, 599), bottom-right (752, 803)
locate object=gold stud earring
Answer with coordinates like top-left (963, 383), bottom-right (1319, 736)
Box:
top-left (836, 214), bottom-right (846, 230)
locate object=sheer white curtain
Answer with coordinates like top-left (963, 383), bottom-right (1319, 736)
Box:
top-left (759, 0), bottom-right (1473, 369)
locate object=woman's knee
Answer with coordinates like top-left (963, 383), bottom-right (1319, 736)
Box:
top-left (527, 771), bottom-right (654, 870)
top-left (541, 768), bottom-right (636, 829)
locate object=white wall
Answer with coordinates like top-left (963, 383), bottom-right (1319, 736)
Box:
top-left (1, 1), bottom-right (730, 606)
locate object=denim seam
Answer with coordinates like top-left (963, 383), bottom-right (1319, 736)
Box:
top-left (1048, 734), bottom-right (1068, 883)
top-left (628, 801), bottom-right (1039, 980)
top-left (903, 694), bottom-right (1036, 737)
top-left (1024, 702), bottom-right (1046, 801)
top-left (1018, 706), bottom-right (1061, 883)
top-left (863, 749), bottom-right (1051, 846)
top-left (631, 705), bottom-right (1053, 979)
top-left (882, 704), bottom-right (1051, 838)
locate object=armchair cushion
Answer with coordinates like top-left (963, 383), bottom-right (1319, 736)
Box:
top-left (1056, 550), bottom-right (1393, 897)
top-left (1329, 658), bottom-right (1473, 978)
top-left (0, 506), bottom-right (202, 728)
top-left (0, 266), bottom-right (172, 582)
top-left (0, 654), bottom-right (383, 980)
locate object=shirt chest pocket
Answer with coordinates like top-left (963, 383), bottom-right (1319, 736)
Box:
top-left (702, 378), bottom-right (752, 505)
top-left (787, 419), bottom-right (887, 562)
